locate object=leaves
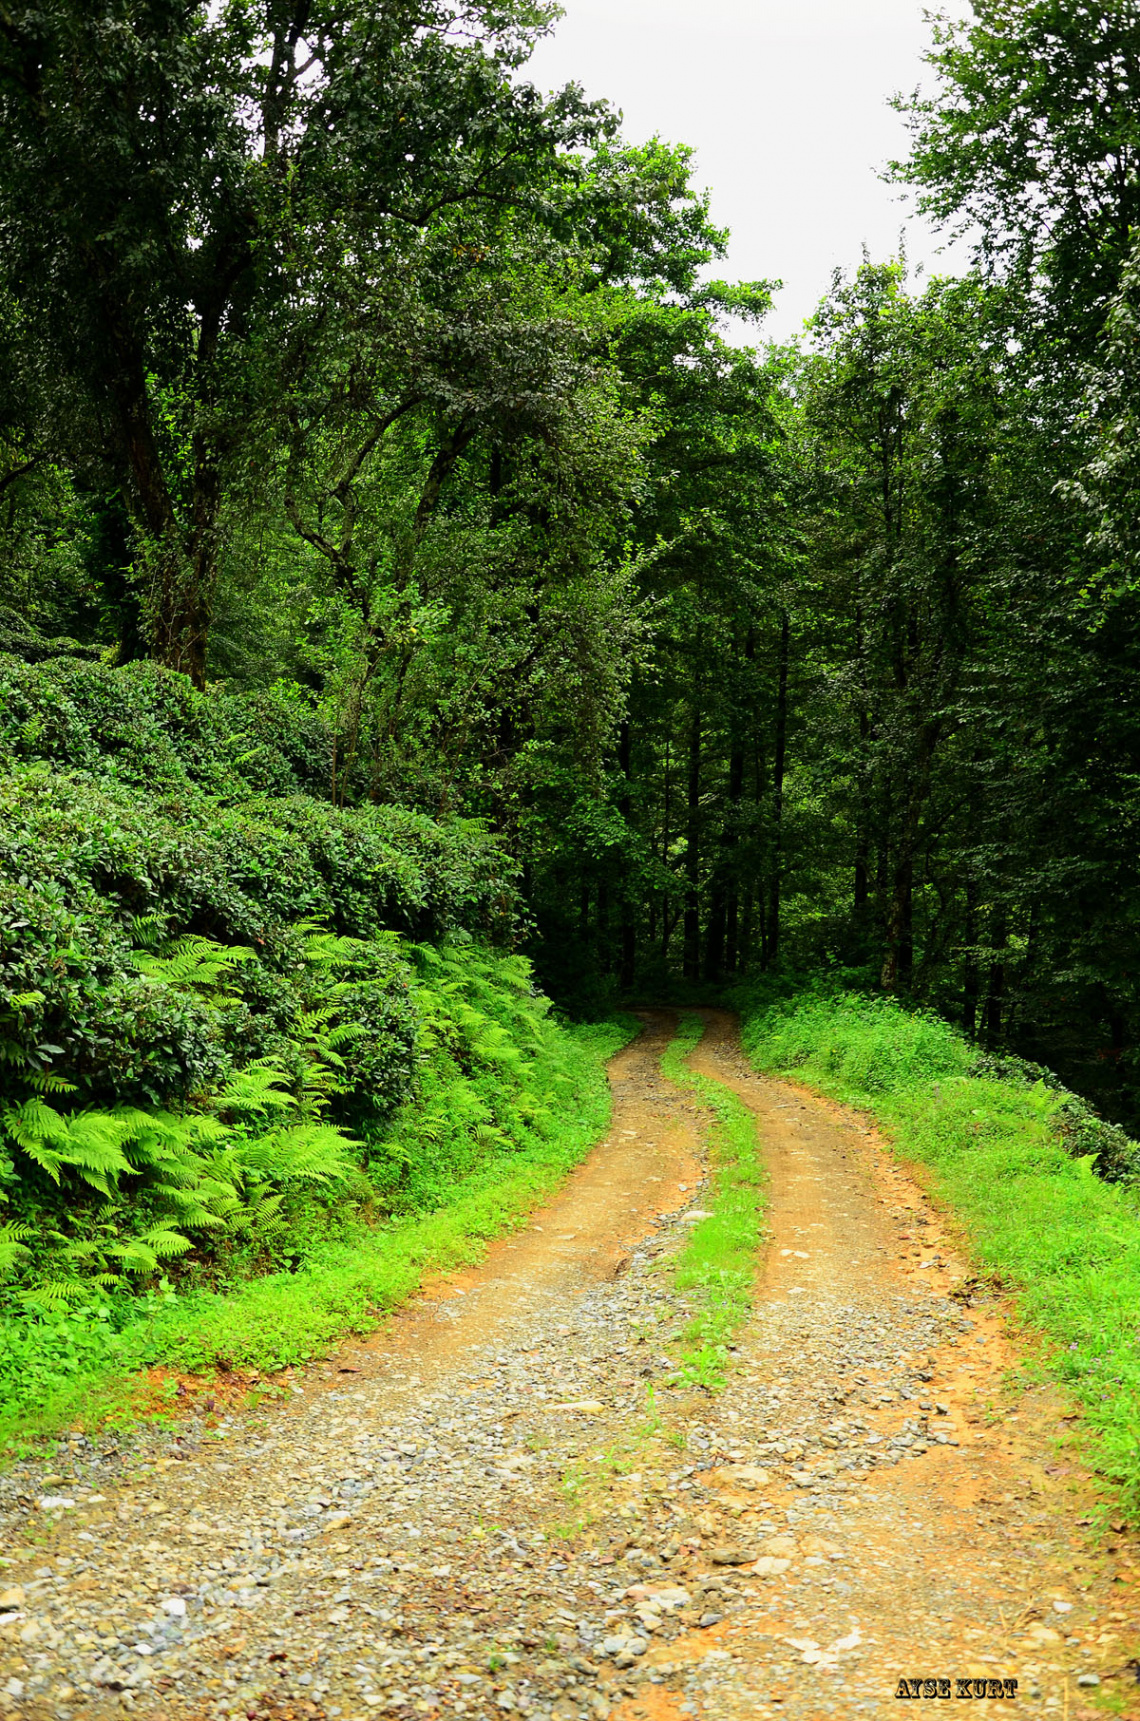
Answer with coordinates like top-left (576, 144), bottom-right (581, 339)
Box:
top-left (134, 935), bottom-right (255, 999)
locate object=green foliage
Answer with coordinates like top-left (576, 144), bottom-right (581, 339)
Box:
top-left (0, 662), bottom-right (531, 1353)
top-left (0, 994), bottom-right (633, 1448)
top-left (0, 654), bottom-right (335, 797)
top-left (741, 988), bottom-right (973, 1094)
top-left (660, 1014), bottom-right (765, 1391)
top-left (0, 724), bottom-right (513, 1113)
top-left (739, 986), bottom-right (1140, 1512)
top-left (0, 0), bottom-right (611, 680)
top-left (891, 0), bottom-right (1140, 355)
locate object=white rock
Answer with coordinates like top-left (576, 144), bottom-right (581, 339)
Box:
top-left (601, 1632), bottom-right (647, 1658)
top-left (160, 1597), bottom-right (187, 1618)
top-left (39, 1495), bottom-right (77, 1511)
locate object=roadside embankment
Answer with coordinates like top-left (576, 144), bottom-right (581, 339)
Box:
top-left (734, 983), bottom-right (1140, 1513)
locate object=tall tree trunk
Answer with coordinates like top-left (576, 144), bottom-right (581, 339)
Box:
top-left (962, 875), bottom-right (980, 1036)
top-left (661, 739), bottom-right (672, 957)
top-left (880, 722), bottom-right (939, 990)
top-left (704, 888), bottom-right (726, 984)
top-left (854, 702), bottom-right (872, 929)
top-left (683, 704), bottom-right (701, 982)
top-left (96, 493), bottom-right (147, 664)
top-left (722, 629), bottom-right (752, 978)
top-left (618, 720), bottom-right (636, 992)
top-left (984, 910), bottom-right (1007, 1040)
top-left (739, 887), bottom-right (754, 972)
top-left (725, 890), bottom-right (739, 975)
top-left (853, 601), bottom-right (872, 927)
top-left (767, 609), bottom-right (790, 967)
top-left (898, 857), bottom-right (914, 987)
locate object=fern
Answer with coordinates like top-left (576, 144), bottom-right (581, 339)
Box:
top-left (2, 1099), bottom-right (135, 1189)
top-left (206, 1061), bottom-right (296, 1116)
top-left (19, 1277), bottom-right (89, 1312)
top-left (0, 1220), bottom-right (33, 1279)
top-left (225, 1185), bottom-right (288, 1242)
top-left (29, 1070), bottom-right (79, 1094)
top-left (129, 912), bottom-right (167, 950)
top-left (238, 1122), bottom-right (358, 1184)
top-left (135, 934), bottom-right (255, 999)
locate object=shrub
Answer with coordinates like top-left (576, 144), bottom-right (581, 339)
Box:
top-left (0, 655), bottom-right (547, 1387)
top-left (0, 653), bottom-right (331, 797)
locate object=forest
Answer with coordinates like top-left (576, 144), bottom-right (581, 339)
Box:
top-left (5, 0), bottom-right (1140, 1362)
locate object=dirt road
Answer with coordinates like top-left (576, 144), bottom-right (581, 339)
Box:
top-left (0, 1012), bottom-right (1136, 1721)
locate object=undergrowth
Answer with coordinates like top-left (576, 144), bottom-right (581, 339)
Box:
top-left (736, 984), bottom-right (1140, 1512)
top-left (0, 950), bottom-right (635, 1453)
top-left (660, 1013), bottom-right (765, 1391)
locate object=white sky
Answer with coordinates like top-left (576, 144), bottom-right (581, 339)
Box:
top-left (527, 0), bottom-right (971, 344)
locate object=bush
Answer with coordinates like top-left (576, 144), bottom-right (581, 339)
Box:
top-left (0, 653), bottom-right (332, 797)
top-left (738, 985), bottom-right (971, 1093)
top-left (0, 954), bottom-right (633, 1440)
top-left (0, 653), bottom-right (618, 1434)
top-left (0, 765), bottom-right (516, 1106)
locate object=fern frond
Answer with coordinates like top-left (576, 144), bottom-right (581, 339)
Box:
top-left (239, 1122), bottom-right (358, 1184)
top-left (19, 1277), bottom-right (88, 1311)
top-left (106, 1238), bottom-right (159, 1271)
top-left (29, 1071), bottom-right (79, 1094)
top-left (206, 1063), bottom-right (295, 1115)
top-left (299, 926), bottom-right (369, 968)
top-left (129, 912), bottom-right (167, 950)
top-left (228, 1187), bottom-right (288, 1239)
top-left (135, 935), bottom-right (255, 997)
top-left (137, 1227), bottom-right (193, 1259)
top-left (0, 1221), bottom-right (34, 1278)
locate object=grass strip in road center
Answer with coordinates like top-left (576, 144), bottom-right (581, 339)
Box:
top-left (660, 1013), bottom-right (766, 1390)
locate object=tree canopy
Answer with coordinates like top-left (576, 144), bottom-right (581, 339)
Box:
top-left (7, 0), bottom-right (1140, 1134)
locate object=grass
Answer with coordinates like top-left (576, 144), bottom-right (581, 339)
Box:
top-left (660, 1011), bottom-right (767, 1390)
top-left (735, 983), bottom-right (1140, 1513)
top-left (0, 1015), bottom-right (635, 1457)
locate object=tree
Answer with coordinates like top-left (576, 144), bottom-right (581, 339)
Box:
top-left (892, 0), bottom-right (1140, 358)
top-left (0, 0), bottom-right (607, 683)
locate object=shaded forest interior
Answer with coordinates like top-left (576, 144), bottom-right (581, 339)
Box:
top-left (6, 0), bottom-right (1140, 1130)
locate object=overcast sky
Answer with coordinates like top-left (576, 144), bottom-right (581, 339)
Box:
top-left (527, 0), bottom-right (970, 344)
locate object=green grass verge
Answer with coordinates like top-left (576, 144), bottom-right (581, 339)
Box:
top-left (735, 985), bottom-right (1140, 1511)
top-left (660, 1012), bottom-right (766, 1391)
top-left (0, 1017), bottom-right (635, 1457)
